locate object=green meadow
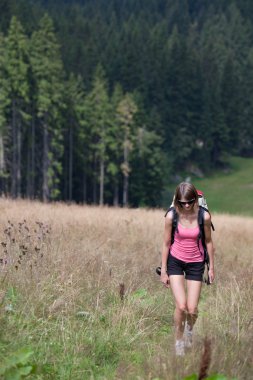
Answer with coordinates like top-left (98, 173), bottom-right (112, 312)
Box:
top-left (194, 157), bottom-right (253, 216)
top-left (185, 156), bottom-right (253, 216)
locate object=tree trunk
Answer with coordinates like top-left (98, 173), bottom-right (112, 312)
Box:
top-left (211, 143), bottom-right (220, 167)
top-left (26, 137), bottom-right (31, 198)
top-left (26, 114), bottom-right (35, 199)
top-left (113, 181), bottom-right (119, 206)
top-left (122, 139), bottom-right (129, 207)
top-left (30, 112), bottom-right (35, 199)
top-left (69, 123), bottom-right (73, 201)
top-left (11, 99), bottom-right (17, 198)
top-left (123, 174), bottom-right (128, 207)
top-left (0, 132), bottom-right (5, 195)
top-left (42, 121), bottom-right (49, 202)
top-left (63, 135), bottom-right (68, 201)
top-left (92, 155), bottom-right (97, 204)
top-left (26, 110), bottom-right (35, 199)
top-left (17, 117), bottom-right (21, 198)
top-left (99, 157), bottom-right (104, 206)
top-left (83, 171), bottom-right (87, 203)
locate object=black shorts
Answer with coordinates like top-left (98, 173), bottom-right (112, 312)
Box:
top-left (167, 253), bottom-right (205, 281)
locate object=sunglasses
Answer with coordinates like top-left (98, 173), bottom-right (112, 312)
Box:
top-left (178, 199), bottom-right (196, 206)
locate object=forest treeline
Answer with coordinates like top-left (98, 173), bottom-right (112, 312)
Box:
top-left (0, 0), bottom-right (253, 206)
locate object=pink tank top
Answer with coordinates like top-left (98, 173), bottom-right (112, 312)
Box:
top-left (170, 223), bottom-right (204, 263)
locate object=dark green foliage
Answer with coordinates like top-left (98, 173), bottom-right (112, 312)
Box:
top-left (4, 16), bottom-right (30, 197)
top-left (129, 128), bottom-right (167, 207)
top-left (0, 1), bottom-right (253, 205)
top-left (239, 49), bottom-right (253, 157)
top-left (30, 13), bottom-right (65, 200)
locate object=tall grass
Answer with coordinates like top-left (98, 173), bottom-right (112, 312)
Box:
top-left (0, 199), bottom-right (252, 379)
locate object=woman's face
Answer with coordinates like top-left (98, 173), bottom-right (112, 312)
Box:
top-left (177, 197), bottom-right (196, 211)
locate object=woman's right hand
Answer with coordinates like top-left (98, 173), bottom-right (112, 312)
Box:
top-left (160, 272), bottom-right (170, 288)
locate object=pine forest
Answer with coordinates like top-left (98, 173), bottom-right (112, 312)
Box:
top-left (0, 0), bottom-right (253, 206)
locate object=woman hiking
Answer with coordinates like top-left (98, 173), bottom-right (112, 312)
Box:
top-left (160, 182), bottom-right (214, 356)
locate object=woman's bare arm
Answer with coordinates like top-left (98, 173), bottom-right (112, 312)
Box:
top-left (204, 212), bottom-right (215, 283)
top-left (160, 211), bottom-right (173, 287)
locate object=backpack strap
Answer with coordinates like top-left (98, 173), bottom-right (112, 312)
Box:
top-left (198, 206), bottom-right (210, 266)
top-left (198, 206), bottom-right (206, 247)
top-left (164, 206), bottom-right (178, 245)
top-left (199, 206), bottom-right (215, 231)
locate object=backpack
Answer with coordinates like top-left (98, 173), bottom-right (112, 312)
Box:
top-left (156, 190), bottom-right (214, 284)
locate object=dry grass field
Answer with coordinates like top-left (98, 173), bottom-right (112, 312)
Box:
top-left (0, 199), bottom-right (252, 379)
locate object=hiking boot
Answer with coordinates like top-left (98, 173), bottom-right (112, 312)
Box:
top-left (184, 322), bottom-right (193, 348)
top-left (175, 339), bottom-right (185, 356)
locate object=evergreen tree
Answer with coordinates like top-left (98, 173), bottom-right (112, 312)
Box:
top-left (239, 48), bottom-right (253, 156)
top-left (5, 16), bottom-right (29, 197)
top-left (0, 33), bottom-right (9, 192)
top-left (145, 21), bottom-right (168, 114)
top-left (0, 0), bottom-right (12, 33)
top-left (116, 93), bottom-right (138, 207)
top-left (107, 82), bottom-right (124, 206)
top-left (221, 55), bottom-right (242, 154)
top-left (225, 3), bottom-right (251, 77)
top-left (30, 13), bottom-right (64, 201)
top-left (202, 75), bottom-right (229, 167)
top-left (130, 127), bottom-right (166, 207)
top-left (165, 0), bottom-right (191, 35)
top-left (84, 65), bottom-right (111, 205)
top-left (62, 72), bottom-right (85, 201)
top-left (164, 28), bottom-right (196, 169)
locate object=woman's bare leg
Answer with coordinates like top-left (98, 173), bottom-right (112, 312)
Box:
top-left (186, 279), bottom-right (202, 329)
top-left (169, 275), bottom-right (187, 340)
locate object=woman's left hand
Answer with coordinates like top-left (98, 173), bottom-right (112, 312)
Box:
top-left (208, 268), bottom-right (215, 284)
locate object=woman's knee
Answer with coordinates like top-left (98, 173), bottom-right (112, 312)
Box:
top-left (176, 303), bottom-right (188, 314)
top-left (187, 306), bottom-right (198, 316)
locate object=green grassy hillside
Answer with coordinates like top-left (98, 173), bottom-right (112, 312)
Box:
top-left (163, 156), bottom-right (253, 216)
top-left (192, 157), bottom-right (253, 216)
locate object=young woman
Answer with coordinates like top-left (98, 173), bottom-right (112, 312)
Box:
top-left (160, 182), bottom-right (214, 356)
